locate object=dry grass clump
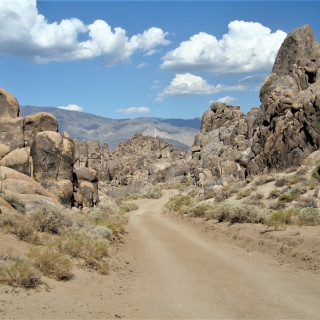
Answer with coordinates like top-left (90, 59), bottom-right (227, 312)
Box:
top-left (0, 214), bottom-right (39, 243)
top-left (236, 189), bottom-right (251, 199)
top-left (120, 203), bottom-right (139, 212)
top-left (30, 206), bottom-right (72, 235)
top-left (268, 189), bottom-right (280, 199)
top-left (166, 194), bottom-right (193, 214)
top-left (0, 253), bottom-right (40, 288)
top-left (144, 191), bottom-right (162, 199)
top-left (278, 192), bottom-right (300, 203)
top-left (54, 232), bottom-right (109, 274)
top-left (275, 177), bottom-right (287, 187)
top-left (28, 247), bottom-right (72, 280)
top-left (254, 175), bottom-right (275, 186)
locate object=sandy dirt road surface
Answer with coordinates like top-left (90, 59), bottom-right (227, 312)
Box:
top-left (1, 189), bottom-right (320, 319)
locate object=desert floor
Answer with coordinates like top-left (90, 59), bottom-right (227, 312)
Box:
top-left (1, 190), bottom-right (320, 319)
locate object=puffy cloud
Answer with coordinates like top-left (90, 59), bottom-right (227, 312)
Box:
top-left (216, 96), bottom-right (238, 104)
top-left (116, 107), bottom-right (150, 114)
top-left (0, 0), bottom-right (170, 65)
top-left (157, 73), bottom-right (246, 100)
top-left (58, 104), bottom-right (83, 112)
top-left (161, 20), bottom-right (286, 74)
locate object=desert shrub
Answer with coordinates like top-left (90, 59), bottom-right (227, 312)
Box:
top-left (287, 174), bottom-right (307, 186)
top-left (254, 175), bottom-right (275, 186)
top-left (0, 256), bottom-right (40, 288)
top-left (105, 214), bottom-right (127, 236)
top-left (268, 189), bottom-right (280, 199)
top-left (275, 178), bottom-right (287, 187)
top-left (30, 206), bottom-right (72, 235)
top-left (266, 207), bottom-right (320, 228)
top-left (236, 189), bottom-right (251, 199)
top-left (307, 177), bottom-right (318, 190)
top-left (0, 214), bottom-right (38, 243)
top-left (81, 224), bottom-right (112, 240)
top-left (185, 203), bottom-right (212, 217)
top-left (144, 191), bottom-right (162, 199)
top-left (166, 194), bottom-right (193, 214)
top-left (265, 208), bottom-right (297, 229)
top-left (278, 192), bottom-right (300, 203)
top-left (55, 232), bottom-right (109, 261)
top-left (295, 208), bottom-right (320, 226)
top-left (28, 247), bottom-right (72, 280)
top-left (120, 203), bottom-right (139, 212)
top-left (205, 203), bottom-right (265, 224)
top-left (311, 166), bottom-right (320, 181)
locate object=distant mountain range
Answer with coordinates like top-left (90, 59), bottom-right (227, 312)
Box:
top-left (20, 106), bottom-right (201, 150)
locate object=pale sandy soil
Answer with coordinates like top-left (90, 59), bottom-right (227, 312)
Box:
top-left (1, 190), bottom-right (320, 319)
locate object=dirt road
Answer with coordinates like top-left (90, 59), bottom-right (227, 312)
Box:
top-left (1, 190), bottom-right (320, 319)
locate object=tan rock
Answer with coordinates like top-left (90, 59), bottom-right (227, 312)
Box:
top-left (0, 88), bottom-right (19, 119)
top-left (0, 148), bottom-right (31, 175)
top-left (24, 112), bottom-right (58, 147)
top-left (0, 143), bottom-right (10, 159)
top-left (0, 118), bottom-right (24, 150)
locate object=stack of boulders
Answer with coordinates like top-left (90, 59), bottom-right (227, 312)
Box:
top-left (0, 88), bottom-right (98, 212)
top-left (188, 25), bottom-right (320, 188)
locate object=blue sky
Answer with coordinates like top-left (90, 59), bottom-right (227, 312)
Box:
top-left (0, 1), bottom-right (319, 119)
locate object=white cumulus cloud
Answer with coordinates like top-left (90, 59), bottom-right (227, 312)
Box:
top-left (116, 107), bottom-right (150, 115)
top-left (157, 73), bottom-right (246, 101)
top-left (58, 104), bottom-right (83, 112)
top-left (161, 20), bottom-right (286, 74)
top-left (216, 96), bottom-right (238, 104)
top-left (0, 0), bottom-right (170, 65)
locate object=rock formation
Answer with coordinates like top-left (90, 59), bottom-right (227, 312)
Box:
top-left (190, 25), bottom-right (320, 188)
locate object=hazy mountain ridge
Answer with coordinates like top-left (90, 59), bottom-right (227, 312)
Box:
top-left (20, 106), bottom-right (201, 150)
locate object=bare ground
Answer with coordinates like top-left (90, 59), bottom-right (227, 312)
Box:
top-left (1, 190), bottom-right (320, 319)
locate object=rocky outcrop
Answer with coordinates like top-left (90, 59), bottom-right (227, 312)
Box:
top-left (190, 25), bottom-right (320, 187)
top-left (0, 166), bottom-right (61, 214)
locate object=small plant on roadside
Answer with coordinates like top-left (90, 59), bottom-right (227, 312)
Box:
top-left (120, 203), bottom-right (139, 212)
top-left (166, 194), bottom-right (193, 214)
top-left (0, 255), bottom-right (40, 288)
top-left (27, 247), bottom-right (73, 280)
top-left (265, 208), bottom-right (297, 229)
